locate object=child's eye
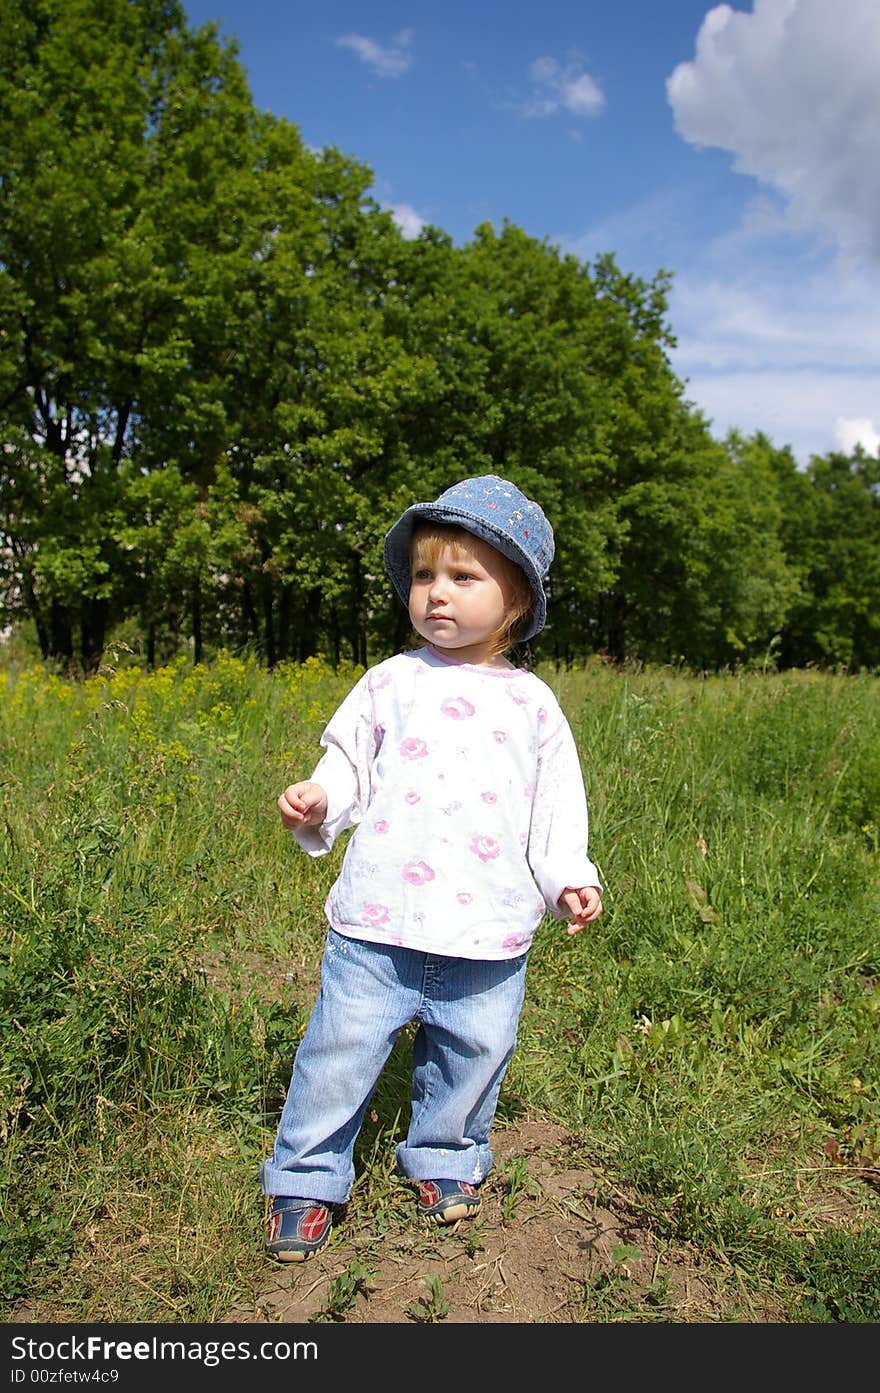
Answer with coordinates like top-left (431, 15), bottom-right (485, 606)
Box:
top-left (455, 571), bottom-right (475, 582)
top-left (413, 568), bottom-right (432, 581)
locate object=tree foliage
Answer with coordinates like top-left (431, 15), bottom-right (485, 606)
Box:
top-left (1, 0), bottom-right (878, 674)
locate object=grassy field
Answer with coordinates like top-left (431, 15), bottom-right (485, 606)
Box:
top-left (1, 649), bottom-right (879, 1323)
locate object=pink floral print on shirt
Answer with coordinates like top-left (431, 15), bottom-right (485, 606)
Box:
top-left (362, 904), bottom-right (390, 927)
top-left (441, 696), bottom-right (475, 720)
top-left (401, 860), bottom-right (436, 885)
top-left (501, 931), bottom-right (530, 953)
top-left (470, 835), bottom-right (500, 862)
top-left (400, 737), bottom-right (428, 759)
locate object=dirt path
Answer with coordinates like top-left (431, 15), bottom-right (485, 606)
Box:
top-left (223, 1119), bottom-right (764, 1324)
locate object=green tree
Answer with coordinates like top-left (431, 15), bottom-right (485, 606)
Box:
top-left (0, 0), bottom-right (261, 668)
top-left (2, 1), bottom-right (837, 676)
top-left (621, 426), bottom-right (800, 671)
top-left (793, 448), bottom-right (880, 670)
top-left (211, 137), bottom-right (440, 666)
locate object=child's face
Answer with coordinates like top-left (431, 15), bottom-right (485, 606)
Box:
top-left (409, 535), bottom-right (513, 666)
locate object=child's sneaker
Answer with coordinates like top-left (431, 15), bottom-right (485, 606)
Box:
top-left (415, 1179), bottom-right (481, 1225)
top-left (266, 1196), bottom-right (332, 1261)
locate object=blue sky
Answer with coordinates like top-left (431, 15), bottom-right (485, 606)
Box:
top-left (181, 0), bottom-right (880, 466)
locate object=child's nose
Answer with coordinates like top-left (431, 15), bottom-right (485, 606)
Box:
top-left (428, 575), bottom-right (449, 602)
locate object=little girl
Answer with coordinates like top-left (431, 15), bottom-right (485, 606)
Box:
top-left (262, 474), bottom-right (603, 1260)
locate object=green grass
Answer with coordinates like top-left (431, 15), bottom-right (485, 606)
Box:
top-left (1, 651), bottom-right (878, 1322)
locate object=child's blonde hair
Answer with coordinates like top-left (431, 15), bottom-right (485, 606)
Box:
top-left (409, 522), bottom-right (534, 661)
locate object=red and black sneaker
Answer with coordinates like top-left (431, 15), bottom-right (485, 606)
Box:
top-left (266, 1196), bottom-right (333, 1262)
top-left (415, 1179), bottom-right (481, 1225)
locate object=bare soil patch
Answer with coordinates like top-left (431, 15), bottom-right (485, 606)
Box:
top-left (223, 1119), bottom-right (783, 1324)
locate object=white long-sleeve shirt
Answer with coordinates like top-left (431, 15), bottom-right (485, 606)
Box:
top-left (292, 645), bottom-right (601, 961)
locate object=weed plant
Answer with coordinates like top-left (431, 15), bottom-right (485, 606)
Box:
top-left (1, 653), bottom-right (878, 1322)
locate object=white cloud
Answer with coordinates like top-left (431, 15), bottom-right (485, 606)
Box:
top-left (656, 1), bottom-right (880, 461)
top-left (667, 0), bottom-right (880, 264)
top-left (515, 6), bottom-right (880, 465)
top-left (834, 417), bottom-right (880, 456)
top-left (560, 72), bottom-right (604, 115)
top-left (388, 203), bottom-right (427, 240)
top-left (676, 366), bottom-right (880, 463)
top-left (555, 181), bottom-right (880, 465)
top-left (669, 263), bottom-right (880, 372)
top-left (525, 56), bottom-right (604, 118)
top-left (336, 29), bottom-right (414, 78)
top-left (668, 260), bottom-right (880, 462)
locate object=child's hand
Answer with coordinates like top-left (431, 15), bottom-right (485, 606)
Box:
top-left (558, 885), bottom-right (603, 936)
top-left (278, 781), bottom-right (328, 830)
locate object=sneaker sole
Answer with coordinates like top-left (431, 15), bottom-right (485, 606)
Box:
top-left (424, 1198), bottom-right (482, 1225)
top-left (268, 1243), bottom-right (325, 1263)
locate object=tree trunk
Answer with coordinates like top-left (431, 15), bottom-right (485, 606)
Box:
top-left (192, 585), bottom-right (202, 666)
top-left (242, 579), bottom-right (259, 649)
top-left (262, 581), bottom-right (276, 667)
top-left (297, 587), bottom-right (322, 662)
top-left (80, 597), bottom-right (107, 674)
top-left (49, 599), bottom-right (74, 667)
top-left (277, 584), bottom-right (291, 662)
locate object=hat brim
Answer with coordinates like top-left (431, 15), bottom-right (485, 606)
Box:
top-left (383, 501), bottom-right (547, 642)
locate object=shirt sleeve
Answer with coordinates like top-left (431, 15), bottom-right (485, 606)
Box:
top-left (290, 672), bottom-right (377, 858)
top-left (527, 711), bottom-right (602, 917)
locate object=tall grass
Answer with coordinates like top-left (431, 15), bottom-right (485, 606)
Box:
top-left (1, 652), bottom-right (878, 1322)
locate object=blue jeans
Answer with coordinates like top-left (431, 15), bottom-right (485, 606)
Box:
top-left (260, 929), bottom-right (529, 1204)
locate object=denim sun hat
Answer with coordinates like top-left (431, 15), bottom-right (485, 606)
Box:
top-left (383, 474), bottom-right (555, 641)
